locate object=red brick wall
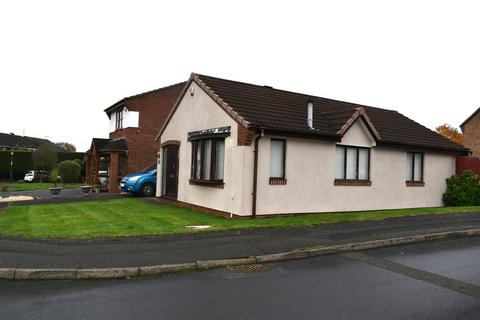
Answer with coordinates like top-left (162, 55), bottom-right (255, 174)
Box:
top-left (456, 156), bottom-right (480, 176)
top-left (109, 83), bottom-right (185, 174)
top-left (237, 125), bottom-right (255, 146)
top-left (463, 112), bottom-right (480, 157)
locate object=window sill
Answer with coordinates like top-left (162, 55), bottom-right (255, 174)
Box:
top-left (334, 179), bottom-right (372, 186)
top-left (406, 181), bottom-right (425, 187)
top-left (269, 177), bottom-right (287, 185)
top-left (189, 179), bottom-right (224, 189)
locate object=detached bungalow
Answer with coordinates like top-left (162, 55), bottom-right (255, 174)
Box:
top-left (155, 73), bottom-right (468, 217)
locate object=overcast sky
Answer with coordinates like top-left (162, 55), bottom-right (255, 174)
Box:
top-left (1, 0), bottom-right (479, 152)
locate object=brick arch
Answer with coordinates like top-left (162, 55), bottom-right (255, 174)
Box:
top-left (161, 140), bottom-right (181, 148)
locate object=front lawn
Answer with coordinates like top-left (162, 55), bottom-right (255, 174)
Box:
top-left (0, 198), bottom-right (479, 238)
top-left (2, 183), bottom-right (82, 192)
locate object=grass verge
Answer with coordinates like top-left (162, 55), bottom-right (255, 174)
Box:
top-left (0, 198), bottom-right (478, 238)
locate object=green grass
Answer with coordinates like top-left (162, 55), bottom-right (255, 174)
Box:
top-left (0, 198), bottom-right (479, 239)
top-left (3, 183), bottom-right (82, 192)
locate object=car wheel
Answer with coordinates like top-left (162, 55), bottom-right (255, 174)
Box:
top-left (141, 183), bottom-right (155, 197)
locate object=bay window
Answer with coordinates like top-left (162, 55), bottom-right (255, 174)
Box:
top-left (191, 139), bottom-right (225, 182)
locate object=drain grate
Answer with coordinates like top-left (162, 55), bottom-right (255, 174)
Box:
top-left (226, 264), bottom-right (267, 273)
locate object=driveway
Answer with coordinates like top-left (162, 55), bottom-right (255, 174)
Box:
top-left (0, 189), bottom-right (125, 208)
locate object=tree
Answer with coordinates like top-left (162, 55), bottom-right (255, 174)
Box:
top-left (436, 124), bottom-right (464, 145)
top-left (55, 142), bottom-right (76, 152)
top-left (33, 145), bottom-right (58, 182)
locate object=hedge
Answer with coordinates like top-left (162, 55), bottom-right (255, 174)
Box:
top-left (0, 151), bottom-right (85, 181)
top-left (0, 152), bottom-right (33, 180)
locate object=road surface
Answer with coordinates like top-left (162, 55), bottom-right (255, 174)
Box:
top-left (1, 237), bottom-right (480, 319)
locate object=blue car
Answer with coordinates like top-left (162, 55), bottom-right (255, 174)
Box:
top-left (120, 169), bottom-right (157, 196)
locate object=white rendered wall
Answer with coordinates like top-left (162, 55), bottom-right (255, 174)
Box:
top-left (159, 82), bottom-right (254, 216)
top-left (254, 120), bottom-right (455, 215)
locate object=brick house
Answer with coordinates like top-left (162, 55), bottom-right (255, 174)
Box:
top-left (86, 82), bottom-right (185, 192)
top-left (156, 73), bottom-right (468, 217)
top-left (460, 108), bottom-right (480, 157)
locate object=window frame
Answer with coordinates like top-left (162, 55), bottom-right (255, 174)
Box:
top-left (270, 138), bottom-right (286, 179)
top-left (190, 138), bottom-right (225, 187)
top-left (406, 151), bottom-right (424, 184)
top-left (115, 110), bottom-right (123, 130)
top-left (334, 144), bottom-right (371, 186)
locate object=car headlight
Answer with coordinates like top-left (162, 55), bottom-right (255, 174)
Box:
top-left (128, 175), bottom-right (142, 182)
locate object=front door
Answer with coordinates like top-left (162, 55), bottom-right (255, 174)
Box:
top-left (163, 145), bottom-right (179, 199)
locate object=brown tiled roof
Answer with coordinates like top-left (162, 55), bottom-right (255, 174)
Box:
top-left (91, 138), bottom-right (110, 150)
top-left (104, 82), bottom-right (187, 115)
top-left (90, 138), bottom-right (128, 152)
top-left (194, 74), bottom-right (467, 153)
top-left (100, 138), bottom-right (128, 151)
top-left (0, 132), bottom-right (61, 151)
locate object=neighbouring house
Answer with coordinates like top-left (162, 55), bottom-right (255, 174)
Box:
top-left (460, 108), bottom-right (480, 157)
top-left (86, 82), bottom-right (185, 192)
top-left (456, 108), bottom-right (480, 176)
top-left (0, 132), bottom-right (61, 152)
top-left (155, 73), bottom-right (468, 217)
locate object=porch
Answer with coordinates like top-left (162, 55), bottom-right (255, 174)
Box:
top-left (85, 138), bottom-right (128, 193)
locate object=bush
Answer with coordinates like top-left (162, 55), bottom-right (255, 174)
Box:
top-left (443, 170), bottom-right (480, 206)
top-left (50, 167), bottom-right (60, 186)
top-left (58, 160), bottom-right (81, 183)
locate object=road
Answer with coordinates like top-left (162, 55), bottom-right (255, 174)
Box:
top-left (1, 237), bottom-right (480, 319)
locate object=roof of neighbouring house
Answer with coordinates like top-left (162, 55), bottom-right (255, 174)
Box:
top-left (104, 81), bottom-right (187, 116)
top-left (0, 132), bottom-right (61, 151)
top-left (170, 73), bottom-right (466, 153)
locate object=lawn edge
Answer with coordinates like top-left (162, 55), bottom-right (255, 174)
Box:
top-left (1, 228), bottom-right (479, 281)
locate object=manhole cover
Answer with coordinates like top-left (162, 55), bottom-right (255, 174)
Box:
top-left (226, 264), bottom-right (267, 273)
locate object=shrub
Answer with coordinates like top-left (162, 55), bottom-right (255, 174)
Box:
top-left (50, 167), bottom-right (60, 187)
top-left (0, 184), bottom-right (8, 193)
top-left (58, 160), bottom-right (81, 183)
top-left (443, 170), bottom-right (480, 206)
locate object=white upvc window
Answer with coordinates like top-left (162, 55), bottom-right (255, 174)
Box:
top-left (406, 152), bottom-right (424, 182)
top-left (270, 139), bottom-right (286, 179)
top-left (335, 145), bottom-right (370, 180)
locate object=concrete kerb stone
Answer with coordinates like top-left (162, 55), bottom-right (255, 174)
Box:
top-left (255, 250), bottom-right (310, 263)
top-left (14, 268), bottom-right (77, 280)
top-left (139, 262), bottom-right (198, 276)
top-left (76, 267), bottom-right (139, 280)
top-left (425, 229), bottom-right (480, 241)
top-left (197, 257), bottom-right (256, 270)
top-left (0, 268), bottom-right (16, 280)
top-left (3, 228), bottom-right (480, 281)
